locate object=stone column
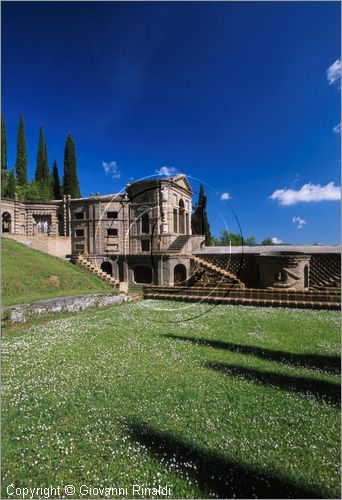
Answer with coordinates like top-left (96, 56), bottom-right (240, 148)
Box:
top-left (160, 186), bottom-right (169, 234)
top-left (67, 195), bottom-right (71, 237)
top-left (63, 196), bottom-right (67, 236)
top-left (13, 196), bottom-right (20, 234)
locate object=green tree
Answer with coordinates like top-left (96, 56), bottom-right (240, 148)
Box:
top-left (1, 114), bottom-right (7, 173)
top-left (63, 133), bottom-right (81, 198)
top-left (222, 230), bottom-right (244, 246)
top-left (16, 180), bottom-right (42, 202)
top-left (244, 236), bottom-right (257, 246)
top-left (1, 114), bottom-right (9, 197)
top-left (34, 127), bottom-right (51, 199)
top-left (191, 184), bottom-right (212, 245)
top-left (212, 231), bottom-right (255, 246)
top-left (1, 170), bottom-right (8, 197)
top-left (6, 169), bottom-right (16, 198)
top-left (15, 116), bottom-right (28, 185)
top-left (261, 237), bottom-right (274, 245)
top-left (210, 236), bottom-right (221, 246)
top-left (35, 127), bottom-right (50, 183)
top-left (51, 160), bottom-right (62, 199)
top-left (44, 141), bottom-right (49, 173)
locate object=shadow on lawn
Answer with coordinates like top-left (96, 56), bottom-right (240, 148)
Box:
top-left (207, 362), bottom-right (341, 405)
top-left (165, 334), bottom-right (341, 374)
top-left (128, 420), bottom-right (321, 499)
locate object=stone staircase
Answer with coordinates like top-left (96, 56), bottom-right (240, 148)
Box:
top-left (167, 235), bottom-right (192, 252)
top-left (76, 255), bottom-right (119, 289)
top-left (310, 271), bottom-right (341, 292)
top-left (143, 286), bottom-right (340, 310)
top-left (190, 255), bottom-right (245, 289)
top-left (310, 255), bottom-right (341, 291)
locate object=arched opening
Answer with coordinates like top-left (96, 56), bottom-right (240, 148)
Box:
top-left (141, 213), bottom-right (150, 234)
top-left (304, 265), bottom-right (309, 288)
top-left (134, 266), bottom-right (152, 284)
top-left (2, 212), bottom-right (12, 233)
top-left (101, 261), bottom-right (112, 276)
top-left (33, 214), bottom-right (51, 235)
top-left (179, 199), bottom-right (185, 234)
top-left (174, 264), bottom-right (187, 285)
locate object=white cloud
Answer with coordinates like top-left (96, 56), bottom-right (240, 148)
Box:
top-left (270, 182), bottom-right (341, 205)
top-left (327, 59), bottom-right (341, 85)
top-left (102, 160), bottom-right (121, 179)
top-left (271, 237), bottom-right (283, 244)
top-left (155, 166), bottom-right (178, 176)
top-left (333, 123), bottom-right (341, 134)
top-left (220, 192), bottom-right (231, 201)
top-left (292, 216), bottom-right (307, 229)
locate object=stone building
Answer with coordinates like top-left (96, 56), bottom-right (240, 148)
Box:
top-left (1, 173), bottom-right (340, 291)
top-left (1, 174), bottom-right (203, 286)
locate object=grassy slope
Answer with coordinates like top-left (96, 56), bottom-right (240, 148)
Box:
top-left (2, 302), bottom-right (340, 498)
top-left (1, 238), bottom-right (112, 306)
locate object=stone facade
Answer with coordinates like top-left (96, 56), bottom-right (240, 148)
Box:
top-left (1, 175), bottom-right (201, 287)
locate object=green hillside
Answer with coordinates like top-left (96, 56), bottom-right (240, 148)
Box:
top-left (1, 238), bottom-right (112, 306)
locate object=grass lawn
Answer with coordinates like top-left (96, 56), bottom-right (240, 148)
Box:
top-left (1, 301), bottom-right (340, 498)
top-left (1, 238), bottom-right (112, 306)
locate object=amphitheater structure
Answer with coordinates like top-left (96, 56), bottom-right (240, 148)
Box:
top-left (1, 174), bottom-right (340, 309)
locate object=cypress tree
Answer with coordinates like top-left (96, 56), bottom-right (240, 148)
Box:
top-left (35, 127), bottom-right (51, 199)
top-left (1, 114), bottom-right (8, 197)
top-left (51, 160), bottom-right (62, 199)
top-left (63, 133), bottom-right (81, 198)
top-left (1, 114), bottom-right (7, 172)
top-left (44, 141), bottom-right (49, 175)
top-left (35, 127), bottom-right (50, 182)
top-left (7, 169), bottom-right (16, 198)
top-left (15, 116), bottom-right (28, 185)
top-left (191, 183), bottom-right (212, 245)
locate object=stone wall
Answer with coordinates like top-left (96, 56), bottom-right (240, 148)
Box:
top-left (255, 254), bottom-right (310, 290)
top-left (193, 252), bottom-right (341, 290)
top-left (1, 292), bottom-right (139, 324)
top-left (3, 233), bottom-right (71, 258)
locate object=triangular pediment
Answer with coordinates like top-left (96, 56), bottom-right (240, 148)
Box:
top-left (172, 174), bottom-right (192, 193)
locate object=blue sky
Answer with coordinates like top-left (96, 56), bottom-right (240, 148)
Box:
top-left (2, 1), bottom-right (341, 244)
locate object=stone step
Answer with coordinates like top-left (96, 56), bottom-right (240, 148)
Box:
top-left (143, 292), bottom-right (340, 310)
top-left (191, 255), bottom-right (244, 287)
top-left (76, 254), bottom-right (119, 289)
top-left (147, 286), bottom-right (341, 301)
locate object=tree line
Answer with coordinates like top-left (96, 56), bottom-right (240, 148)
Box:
top-left (211, 232), bottom-right (277, 246)
top-left (1, 115), bottom-right (81, 201)
top-left (191, 184), bottom-right (277, 246)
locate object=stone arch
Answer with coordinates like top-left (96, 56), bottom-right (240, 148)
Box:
top-left (174, 264), bottom-right (187, 285)
top-left (134, 266), bottom-right (152, 284)
top-left (101, 261), bottom-right (112, 276)
top-left (179, 199), bottom-right (185, 234)
top-left (2, 212), bottom-right (12, 233)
